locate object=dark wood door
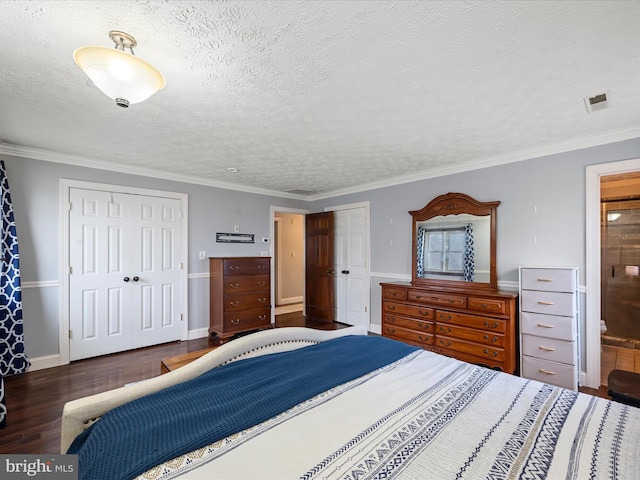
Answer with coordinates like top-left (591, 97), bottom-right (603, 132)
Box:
top-left (305, 211), bottom-right (335, 322)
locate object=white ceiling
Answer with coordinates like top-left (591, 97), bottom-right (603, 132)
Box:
top-left (2, 1), bottom-right (640, 199)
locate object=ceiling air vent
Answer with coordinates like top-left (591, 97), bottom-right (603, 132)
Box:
top-left (285, 188), bottom-right (315, 196)
top-left (584, 92), bottom-right (610, 113)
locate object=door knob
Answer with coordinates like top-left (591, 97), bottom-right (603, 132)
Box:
top-left (133, 276), bottom-right (139, 282)
top-left (342, 270), bottom-right (350, 274)
top-left (123, 277), bottom-right (130, 282)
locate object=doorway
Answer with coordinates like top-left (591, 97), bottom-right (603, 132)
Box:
top-left (270, 206), bottom-right (309, 319)
top-left (599, 174), bottom-right (640, 385)
top-left (274, 212), bottom-right (305, 314)
top-left (585, 159), bottom-right (640, 388)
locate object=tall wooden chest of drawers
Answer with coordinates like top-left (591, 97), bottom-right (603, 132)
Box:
top-left (381, 283), bottom-right (518, 373)
top-left (519, 267), bottom-right (579, 390)
top-left (209, 257), bottom-right (272, 343)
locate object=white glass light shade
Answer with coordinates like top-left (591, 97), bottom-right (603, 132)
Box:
top-left (73, 46), bottom-right (165, 105)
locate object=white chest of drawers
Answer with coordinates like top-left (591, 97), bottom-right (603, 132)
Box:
top-left (519, 267), bottom-right (579, 390)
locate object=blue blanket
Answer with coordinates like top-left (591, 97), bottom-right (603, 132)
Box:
top-left (68, 335), bottom-right (418, 480)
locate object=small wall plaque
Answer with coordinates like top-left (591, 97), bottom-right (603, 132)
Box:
top-left (216, 233), bottom-right (255, 243)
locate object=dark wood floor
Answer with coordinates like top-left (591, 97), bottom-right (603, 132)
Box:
top-left (1, 313), bottom-right (608, 454)
top-left (0, 313), bottom-right (345, 454)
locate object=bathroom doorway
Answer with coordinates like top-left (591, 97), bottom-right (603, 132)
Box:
top-left (600, 173), bottom-right (640, 384)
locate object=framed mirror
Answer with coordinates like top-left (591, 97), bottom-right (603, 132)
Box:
top-left (410, 192), bottom-right (499, 291)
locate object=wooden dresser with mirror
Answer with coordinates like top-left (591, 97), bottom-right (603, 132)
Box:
top-left (381, 192), bottom-right (518, 373)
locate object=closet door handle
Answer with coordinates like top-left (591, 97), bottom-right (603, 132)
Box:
top-left (132, 276), bottom-right (139, 282)
top-left (123, 277), bottom-right (130, 282)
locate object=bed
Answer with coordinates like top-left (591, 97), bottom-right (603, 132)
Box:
top-left (61, 326), bottom-right (640, 479)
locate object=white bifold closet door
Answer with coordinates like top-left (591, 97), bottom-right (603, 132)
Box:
top-left (69, 188), bottom-right (182, 361)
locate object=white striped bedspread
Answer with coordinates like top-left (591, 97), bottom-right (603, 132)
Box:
top-left (139, 350), bottom-right (640, 480)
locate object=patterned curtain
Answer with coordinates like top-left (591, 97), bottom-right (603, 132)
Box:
top-left (0, 160), bottom-right (29, 428)
top-left (416, 227), bottom-right (426, 277)
top-left (463, 223), bottom-right (475, 282)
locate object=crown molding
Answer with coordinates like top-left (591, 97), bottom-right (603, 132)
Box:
top-left (308, 126), bottom-right (640, 200)
top-left (3, 124), bottom-right (640, 202)
top-left (0, 143), bottom-right (307, 201)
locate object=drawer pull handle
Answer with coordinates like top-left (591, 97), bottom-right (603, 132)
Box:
top-left (537, 301), bottom-right (555, 305)
top-left (419, 309), bottom-right (429, 316)
top-left (419, 335), bottom-right (429, 341)
top-left (229, 283), bottom-right (240, 288)
top-left (414, 294), bottom-right (424, 299)
top-left (448, 299), bottom-right (455, 303)
top-left (538, 368), bottom-right (556, 375)
top-left (484, 335), bottom-right (498, 343)
top-left (483, 349), bottom-right (498, 357)
top-left (387, 328), bottom-right (396, 334)
top-left (419, 323), bottom-right (430, 330)
top-left (484, 321), bottom-right (499, 328)
top-left (258, 315), bottom-right (267, 320)
top-left (537, 278), bottom-right (554, 282)
top-left (257, 281), bottom-right (266, 286)
top-left (441, 314), bottom-right (452, 321)
top-left (440, 326), bottom-right (451, 333)
top-left (231, 319), bottom-right (240, 325)
top-left (257, 264), bottom-right (266, 269)
top-left (230, 301), bottom-right (240, 307)
top-left (537, 323), bottom-right (554, 328)
top-left (230, 266), bottom-right (239, 271)
top-left (480, 303), bottom-right (488, 309)
top-left (539, 346), bottom-right (556, 351)
top-left (258, 298), bottom-right (267, 303)
top-left (439, 339), bottom-right (452, 347)
top-left (388, 305), bottom-right (396, 311)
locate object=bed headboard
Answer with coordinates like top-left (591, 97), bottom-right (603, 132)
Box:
top-left (60, 326), bottom-right (366, 453)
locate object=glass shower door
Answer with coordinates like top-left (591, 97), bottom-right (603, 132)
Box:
top-left (601, 200), bottom-right (640, 341)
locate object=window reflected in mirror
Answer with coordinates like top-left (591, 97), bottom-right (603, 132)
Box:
top-left (415, 214), bottom-right (490, 283)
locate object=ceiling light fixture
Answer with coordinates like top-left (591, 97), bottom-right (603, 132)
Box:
top-left (73, 30), bottom-right (165, 108)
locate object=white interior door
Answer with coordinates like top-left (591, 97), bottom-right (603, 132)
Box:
top-left (129, 194), bottom-right (182, 348)
top-left (69, 188), bottom-right (182, 360)
top-left (334, 207), bottom-right (369, 329)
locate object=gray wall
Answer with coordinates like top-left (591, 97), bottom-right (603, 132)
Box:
top-left (311, 138), bottom-right (640, 337)
top-left (6, 136), bottom-right (640, 364)
top-left (2, 156), bottom-right (307, 359)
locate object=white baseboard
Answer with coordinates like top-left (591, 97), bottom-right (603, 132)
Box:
top-left (27, 354), bottom-right (61, 372)
top-left (188, 327), bottom-right (210, 340)
top-left (278, 296), bottom-right (303, 305)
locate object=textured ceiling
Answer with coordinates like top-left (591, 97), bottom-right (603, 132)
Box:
top-left (1, 1), bottom-right (640, 198)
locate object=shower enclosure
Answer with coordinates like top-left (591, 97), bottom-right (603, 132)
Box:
top-left (601, 199), bottom-right (640, 343)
